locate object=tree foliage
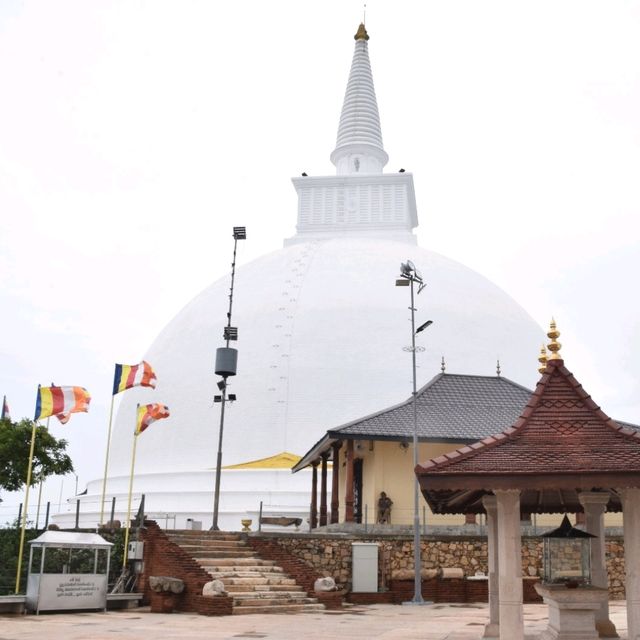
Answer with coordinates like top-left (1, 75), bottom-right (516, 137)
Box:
top-left (0, 418), bottom-right (74, 493)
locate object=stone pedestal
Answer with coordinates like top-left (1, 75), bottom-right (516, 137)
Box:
top-left (534, 583), bottom-right (608, 640)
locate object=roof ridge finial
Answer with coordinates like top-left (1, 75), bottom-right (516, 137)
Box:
top-left (538, 343), bottom-right (548, 374)
top-left (496, 359), bottom-right (501, 376)
top-left (441, 356), bottom-right (446, 373)
top-left (547, 318), bottom-right (562, 361)
top-left (355, 22), bottom-right (369, 41)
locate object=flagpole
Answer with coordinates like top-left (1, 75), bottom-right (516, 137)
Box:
top-left (99, 394), bottom-right (116, 526)
top-left (34, 417), bottom-right (51, 530)
top-left (15, 420), bottom-right (39, 593)
top-left (122, 408), bottom-right (139, 569)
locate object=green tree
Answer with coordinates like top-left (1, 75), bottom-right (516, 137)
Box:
top-left (0, 417), bottom-right (73, 494)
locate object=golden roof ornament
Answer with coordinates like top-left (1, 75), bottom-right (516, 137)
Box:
top-left (354, 23), bottom-right (370, 41)
top-left (441, 356), bottom-right (446, 373)
top-left (547, 318), bottom-right (562, 360)
top-left (538, 344), bottom-right (548, 374)
top-left (496, 359), bottom-right (501, 376)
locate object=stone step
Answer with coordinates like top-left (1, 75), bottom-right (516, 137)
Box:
top-left (167, 539), bottom-right (248, 549)
top-left (224, 584), bottom-right (304, 593)
top-left (232, 590), bottom-right (311, 600)
top-left (196, 558), bottom-right (275, 567)
top-left (222, 576), bottom-right (297, 586)
top-left (232, 603), bottom-right (325, 615)
top-left (203, 569), bottom-right (285, 579)
top-left (168, 531), bottom-right (242, 541)
top-left (189, 550), bottom-right (257, 559)
top-left (233, 595), bottom-right (319, 606)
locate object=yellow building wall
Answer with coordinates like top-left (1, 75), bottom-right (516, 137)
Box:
top-left (335, 439), bottom-right (624, 528)
top-left (337, 440), bottom-right (466, 526)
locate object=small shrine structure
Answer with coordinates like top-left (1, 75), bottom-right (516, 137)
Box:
top-left (416, 322), bottom-right (640, 640)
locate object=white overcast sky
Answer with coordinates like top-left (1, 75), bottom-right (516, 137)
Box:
top-left (1, 1), bottom-right (639, 514)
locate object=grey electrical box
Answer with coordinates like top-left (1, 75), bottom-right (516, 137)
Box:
top-left (128, 541), bottom-right (144, 560)
top-left (185, 518), bottom-right (202, 531)
top-left (351, 542), bottom-right (379, 592)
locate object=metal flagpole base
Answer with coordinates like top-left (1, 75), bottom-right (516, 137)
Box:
top-left (402, 599), bottom-right (432, 606)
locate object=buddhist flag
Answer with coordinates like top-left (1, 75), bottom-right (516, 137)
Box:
top-left (135, 403), bottom-right (170, 435)
top-left (35, 385), bottom-right (91, 424)
top-left (113, 361), bottom-right (157, 395)
top-left (1, 395), bottom-right (10, 421)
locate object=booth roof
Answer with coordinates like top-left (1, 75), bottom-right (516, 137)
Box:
top-left (29, 531), bottom-right (113, 549)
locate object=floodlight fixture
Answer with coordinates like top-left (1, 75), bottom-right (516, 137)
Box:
top-left (233, 227), bottom-right (247, 240)
top-left (224, 326), bottom-right (238, 341)
top-left (228, 394), bottom-right (237, 402)
top-left (416, 320), bottom-right (433, 334)
top-left (214, 395), bottom-right (222, 403)
top-left (396, 279), bottom-right (410, 287)
top-left (217, 379), bottom-right (226, 391)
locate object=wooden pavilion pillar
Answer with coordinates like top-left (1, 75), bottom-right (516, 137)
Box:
top-left (319, 452), bottom-right (329, 526)
top-left (330, 442), bottom-right (341, 524)
top-left (345, 440), bottom-right (355, 523)
top-left (620, 487), bottom-right (640, 640)
top-left (310, 461), bottom-right (318, 529)
top-left (495, 489), bottom-right (523, 640)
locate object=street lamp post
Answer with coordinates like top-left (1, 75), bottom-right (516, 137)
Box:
top-left (396, 261), bottom-right (432, 605)
top-left (211, 226), bottom-right (246, 531)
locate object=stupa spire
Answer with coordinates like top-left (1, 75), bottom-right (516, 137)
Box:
top-left (330, 23), bottom-right (389, 175)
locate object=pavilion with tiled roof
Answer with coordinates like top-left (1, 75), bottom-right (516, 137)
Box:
top-left (292, 370), bottom-right (536, 527)
top-left (416, 322), bottom-right (640, 640)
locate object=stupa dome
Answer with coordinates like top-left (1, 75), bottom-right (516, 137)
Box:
top-left (78, 24), bottom-right (544, 529)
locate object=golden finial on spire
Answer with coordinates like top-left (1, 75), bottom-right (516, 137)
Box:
top-left (354, 23), bottom-right (369, 41)
top-left (496, 359), bottom-right (501, 376)
top-left (441, 356), bottom-right (446, 373)
top-left (547, 318), bottom-right (562, 360)
top-left (538, 344), bottom-right (548, 374)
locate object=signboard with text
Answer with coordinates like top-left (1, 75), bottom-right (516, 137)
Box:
top-left (27, 574), bottom-right (107, 612)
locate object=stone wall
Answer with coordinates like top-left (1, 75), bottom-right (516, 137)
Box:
top-left (249, 533), bottom-right (627, 599)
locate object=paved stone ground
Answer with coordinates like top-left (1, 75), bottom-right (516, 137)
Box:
top-left (0, 602), bottom-right (629, 640)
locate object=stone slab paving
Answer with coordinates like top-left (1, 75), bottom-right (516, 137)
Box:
top-left (0, 602), bottom-right (629, 640)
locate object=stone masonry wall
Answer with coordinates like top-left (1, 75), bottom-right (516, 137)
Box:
top-left (251, 534), bottom-right (626, 599)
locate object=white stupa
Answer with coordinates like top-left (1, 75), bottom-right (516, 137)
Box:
top-left (77, 24), bottom-right (543, 529)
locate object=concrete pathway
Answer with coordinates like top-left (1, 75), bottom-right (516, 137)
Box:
top-left (0, 602), bottom-right (629, 640)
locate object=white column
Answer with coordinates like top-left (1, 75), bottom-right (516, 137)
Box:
top-left (495, 489), bottom-right (524, 640)
top-left (620, 487), bottom-right (640, 640)
top-left (482, 494), bottom-right (500, 639)
top-left (579, 491), bottom-right (618, 638)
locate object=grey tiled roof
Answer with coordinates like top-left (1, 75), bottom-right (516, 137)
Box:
top-left (328, 373), bottom-right (534, 441)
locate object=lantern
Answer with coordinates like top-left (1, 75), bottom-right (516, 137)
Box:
top-left (541, 515), bottom-right (595, 587)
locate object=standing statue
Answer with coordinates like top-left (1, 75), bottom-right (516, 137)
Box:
top-left (377, 491), bottom-right (393, 524)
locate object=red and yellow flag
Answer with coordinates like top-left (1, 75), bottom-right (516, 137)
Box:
top-left (136, 403), bottom-right (170, 435)
top-left (35, 385), bottom-right (91, 424)
top-left (113, 361), bottom-right (157, 395)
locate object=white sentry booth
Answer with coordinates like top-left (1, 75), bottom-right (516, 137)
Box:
top-left (26, 531), bottom-right (113, 614)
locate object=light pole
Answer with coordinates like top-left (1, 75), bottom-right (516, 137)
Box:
top-left (211, 226), bottom-right (246, 531)
top-left (396, 260), bottom-right (432, 605)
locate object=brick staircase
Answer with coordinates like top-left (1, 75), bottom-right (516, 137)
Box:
top-left (165, 531), bottom-right (324, 615)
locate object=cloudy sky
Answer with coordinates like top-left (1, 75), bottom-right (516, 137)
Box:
top-left (1, 1), bottom-right (639, 518)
